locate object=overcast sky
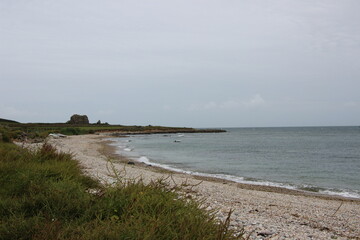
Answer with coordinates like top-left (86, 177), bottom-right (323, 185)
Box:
top-left (1, 0), bottom-right (360, 127)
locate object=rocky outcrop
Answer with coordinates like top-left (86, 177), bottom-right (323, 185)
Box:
top-left (67, 114), bottom-right (89, 124)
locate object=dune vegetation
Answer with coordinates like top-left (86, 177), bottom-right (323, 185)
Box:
top-left (0, 122), bottom-right (241, 240)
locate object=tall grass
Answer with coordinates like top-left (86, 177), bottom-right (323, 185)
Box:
top-left (0, 142), bottom-right (243, 240)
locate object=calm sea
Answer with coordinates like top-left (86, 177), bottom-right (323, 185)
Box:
top-left (111, 127), bottom-right (360, 199)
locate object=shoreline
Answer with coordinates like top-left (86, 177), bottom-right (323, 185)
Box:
top-left (106, 135), bottom-right (360, 202)
top-left (47, 134), bottom-right (360, 239)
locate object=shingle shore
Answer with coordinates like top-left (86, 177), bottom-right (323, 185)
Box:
top-left (46, 134), bottom-right (360, 240)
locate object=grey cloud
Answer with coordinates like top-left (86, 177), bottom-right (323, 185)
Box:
top-left (1, 0), bottom-right (360, 127)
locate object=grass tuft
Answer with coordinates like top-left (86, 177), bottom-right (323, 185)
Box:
top-left (0, 142), bottom-right (243, 240)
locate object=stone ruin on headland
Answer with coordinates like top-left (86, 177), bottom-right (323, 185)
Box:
top-left (66, 114), bottom-right (89, 124)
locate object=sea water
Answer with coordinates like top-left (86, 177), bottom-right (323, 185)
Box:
top-left (111, 127), bottom-right (360, 199)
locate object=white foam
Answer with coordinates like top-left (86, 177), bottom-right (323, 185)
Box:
top-left (138, 157), bottom-right (360, 199)
top-left (320, 190), bottom-right (360, 199)
top-left (138, 156), bottom-right (183, 172)
top-left (132, 154), bottom-right (360, 199)
top-left (135, 156), bottom-right (297, 190)
top-left (139, 156), bottom-right (151, 164)
top-left (193, 172), bottom-right (298, 190)
top-left (124, 148), bottom-right (133, 152)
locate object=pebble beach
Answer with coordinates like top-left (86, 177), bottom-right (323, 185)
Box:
top-left (46, 134), bottom-right (360, 240)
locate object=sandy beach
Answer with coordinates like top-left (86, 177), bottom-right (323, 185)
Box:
top-left (46, 134), bottom-right (360, 240)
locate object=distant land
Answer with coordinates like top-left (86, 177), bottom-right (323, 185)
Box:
top-left (0, 118), bottom-right (19, 123)
top-left (0, 115), bottom-right (225, 142)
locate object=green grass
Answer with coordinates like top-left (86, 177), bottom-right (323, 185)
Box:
top-left (0, 122), bottom-right (207, 140)
top-left (0, 142), bottom-right (243, 240)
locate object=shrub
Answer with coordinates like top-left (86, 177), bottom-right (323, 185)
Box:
top-left (0, 126), bottom-right (12, 142)
top-left (59, 128), bottom-right (81, 135)
top-left (88, 129), bottom-right (95, 134)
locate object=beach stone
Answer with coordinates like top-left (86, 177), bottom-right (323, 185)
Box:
top-left (257, 231), bottom-right (274, 237)
top-left (67, 114), bottom-right (89, 124)
top-left (127, 161), bottom-right (135, 165)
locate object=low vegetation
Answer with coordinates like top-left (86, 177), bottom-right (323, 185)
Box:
top-left (0, 120), bottom-right (225, 142)
top-left (0, 118), bottom-right (18, 124)
top-left (0, 135), bottom-right (242, 239)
